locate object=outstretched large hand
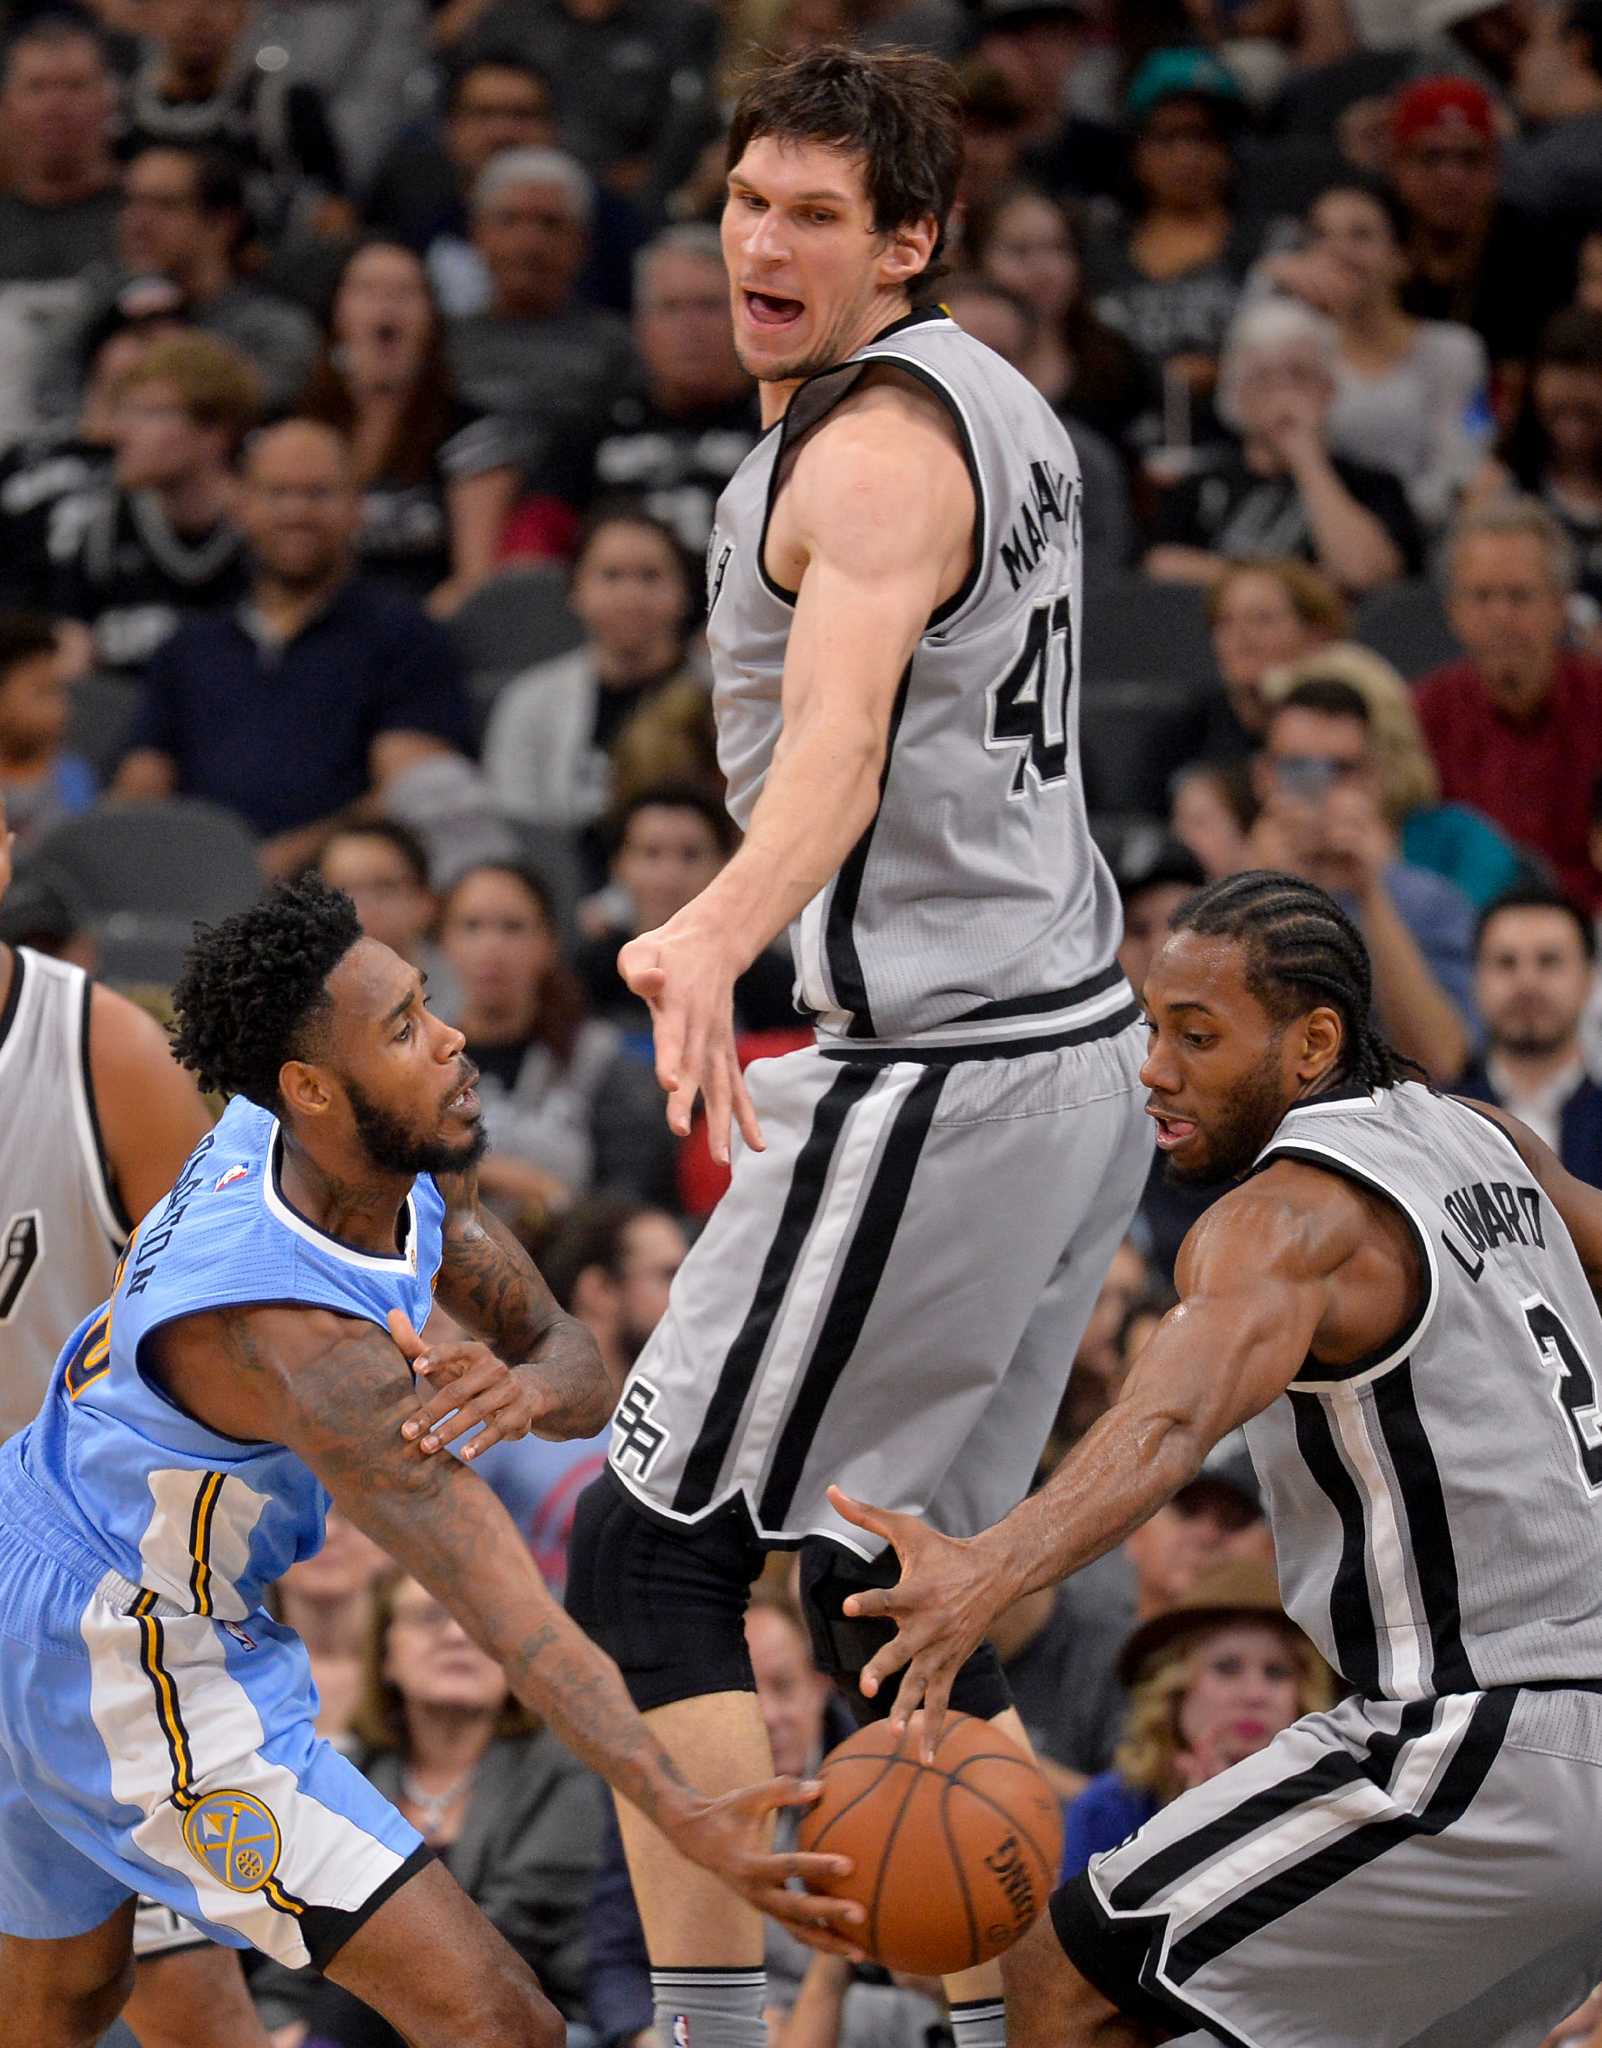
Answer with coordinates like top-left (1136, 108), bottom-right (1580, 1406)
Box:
top-left (665, 1775), bottom-right (866, 1958)
top-left (827, 1486), bottom-right (1016, 1759)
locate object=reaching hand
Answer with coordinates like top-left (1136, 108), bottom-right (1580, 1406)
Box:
top-left (619, 916), bottom-right (764, 1164)
top-left (826, 1487), bottom-right (1017, 1758)
top-left (390, 1309), bottom-right (563, 1458)
top-left (665, 1776), bottom-right (866, 1958)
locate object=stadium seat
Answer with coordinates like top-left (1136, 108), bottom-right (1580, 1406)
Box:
top-left (34, 800), bottom-right (262, 986)
top-left (1079, 680), bottom-right (1202, 815)
top-left (65, 673), bottom-right (141, 785)
top-left (1353, 579), bottom-right (1460, 680)
top-left (1081, 576), bottom-right (1215, 689)
top-left (449, 567), bottom-right (584, 740)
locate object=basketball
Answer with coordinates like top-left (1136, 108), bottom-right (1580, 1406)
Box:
top-left (795, 1712), bottom-right (1063, 1976)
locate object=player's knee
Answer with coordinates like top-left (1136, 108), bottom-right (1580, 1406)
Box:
top-left (797, 1537), bottom-right (1014, 1723)
top-left (566, 1474), bottom-right (761, 1710)
top-left (469, 1968), bottom-right (565, 2048)
top-left (8, 1953), bottom-right (135, 2048)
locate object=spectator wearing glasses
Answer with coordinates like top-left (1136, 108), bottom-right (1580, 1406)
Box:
top-left (1250, 675), bottom-right (1477, 1079)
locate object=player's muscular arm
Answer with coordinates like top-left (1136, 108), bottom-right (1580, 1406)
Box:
top-left (1462, 1099), bottom-right (1602, 1304)
top-left (834, 1165), bottom-right (1388, 1736)
top-left (88, 984), bottom-right (213, 1230)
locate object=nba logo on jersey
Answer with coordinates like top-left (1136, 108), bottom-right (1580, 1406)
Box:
top-left (673, 2019), bottom-right (691, 2047)
top-left (213, 1164), bottom-right (250, 1193)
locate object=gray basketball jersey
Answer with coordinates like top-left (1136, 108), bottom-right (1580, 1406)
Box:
top-left (705, 306), bottom-right (1127, 1053)
top-left (1246, 1082), bottom-right (1602, 1698)
top-left (0, 948), bottom-right (125, 1441)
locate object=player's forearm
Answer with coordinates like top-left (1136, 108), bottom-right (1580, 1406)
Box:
top-left (691, 699), bottom-right (886, 969)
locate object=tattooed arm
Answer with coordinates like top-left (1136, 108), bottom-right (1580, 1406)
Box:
top-left (152, 1303), bottom-right (861, 1951)
top-left (422, 1166), bottom-right (619, 1441)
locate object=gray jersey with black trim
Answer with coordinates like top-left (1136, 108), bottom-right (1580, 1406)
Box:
top-left (0, 948), bottom-right (125, 1441)
top-left (705, 306), bottom-right (1125, 1051)
top-left (1244, 1081), bottom-right (1602, 1699)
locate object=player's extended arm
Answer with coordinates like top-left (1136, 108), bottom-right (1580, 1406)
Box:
top-left (832, 1168), bottom-right (1360, 1742)
top-left (1461, 1099), bottom-right (1602, 1306)
top-left (89, 984), bottom-right (214, 1231)
top-left (618, 384), bottom-right (973, 1158)
top-left (203, 1304), bottom-right (863, 1950)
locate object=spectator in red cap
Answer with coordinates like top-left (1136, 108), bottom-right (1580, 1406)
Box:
top-left (1388, 75), bottom-right (1570, 392)
top-left (1417, 495), bottom-right (1602, 911)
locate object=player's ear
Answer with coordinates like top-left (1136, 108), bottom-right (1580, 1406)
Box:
top-left (1297, 1005), bottom-right (1343, 1085)
top-left (278, 1058), bottom-right (331, 1120)
top-left (880, 216), bottom-right (937, 290)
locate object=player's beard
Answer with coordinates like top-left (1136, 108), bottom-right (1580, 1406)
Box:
top-left (1165, 1041), bottom-right (1289, 1187)
top-left (345, 1077), bottom-right (488, 1177)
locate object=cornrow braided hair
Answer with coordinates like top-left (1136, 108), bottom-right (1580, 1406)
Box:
top-left (1170, 871), bottom-right (1427, 1094)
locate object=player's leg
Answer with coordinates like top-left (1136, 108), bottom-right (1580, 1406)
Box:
top-left (1001, 1909), bottom-right (1161, 2048)
top-left (121, 1924), bottom-right (271, 2048)
top-left (320, 1854), bottom-right (563, 2048)
top-left (0, 1901), bottom-right (136, 2048)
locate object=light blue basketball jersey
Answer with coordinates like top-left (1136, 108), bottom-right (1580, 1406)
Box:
top-left (13, 1094), bottom-right (446, 1622)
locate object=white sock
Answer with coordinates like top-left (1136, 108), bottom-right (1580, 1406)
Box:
top-left (652, 1966), bottom-right (767, 2047)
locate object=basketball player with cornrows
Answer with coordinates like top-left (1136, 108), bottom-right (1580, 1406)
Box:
top-left (559, 44), bottom-right (1149, 2048)
top-left (0, 797), bottom-right (277, 2048)
top-left (840, 872), bottom-right (1602, 2047)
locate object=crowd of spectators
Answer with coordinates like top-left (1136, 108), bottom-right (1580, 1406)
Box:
top-left (7, 0), bottom-right (1602, 2043)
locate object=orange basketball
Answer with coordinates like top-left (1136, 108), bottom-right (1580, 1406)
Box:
top-left (796, 1712), bottom-right (1063, 1976)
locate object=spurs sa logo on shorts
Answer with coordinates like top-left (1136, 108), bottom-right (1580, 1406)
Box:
top-left (181, 1788), bottom-right (282, 1892)
top-left (612, 1378), bottom-right (669, 1480)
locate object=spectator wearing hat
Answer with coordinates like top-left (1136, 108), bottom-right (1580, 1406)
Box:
top-left (1081, 48), bottom-right (1254, 439)
top-left (1059, 1560), bottom-right (1337, 1880)
top-left (1147, 299), bottom-right (1423, 593)
top-left (1419, 495), bottom-right (1602, 911)
top-left (1507, 1), bottom-right (1602, 234)
top-left (1454, 884), bottom-right (1602, 1186)
top-left (1389, 76), bottom-right (1570, 383)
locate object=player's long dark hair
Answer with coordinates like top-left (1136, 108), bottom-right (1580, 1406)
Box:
top-left (1170, 871), bottom-right (1424, 1094)
top-left (170, 875), bottom-right (361, 1110)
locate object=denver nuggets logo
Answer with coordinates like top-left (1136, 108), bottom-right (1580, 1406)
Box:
top-left (181, 1789), bottom-right (281, 1892)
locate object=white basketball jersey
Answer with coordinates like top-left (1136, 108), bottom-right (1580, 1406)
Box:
top-left (0, 947), bottom-right (126, 1440)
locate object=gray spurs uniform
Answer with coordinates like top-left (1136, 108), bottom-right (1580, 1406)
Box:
top-left (605, 307), bottom-right (1149, 1551)
top-left (1060, 1084), bottom-right (1602, 2048)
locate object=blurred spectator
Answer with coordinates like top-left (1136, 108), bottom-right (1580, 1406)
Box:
top-left (0, 14), bottom-right (119, 285)
top-left (1480, 309), bottom-right (1602, 608)
top-left (1505, 0), bottom-right (1602, 233)
top-left (1455, 883), bottom-right (1602, 1183)
top-left (448, 147), bottom-right (636, 505)
top-left (1577, 230), bottom-right (1602, 319)
top-left (1147, 300), bottom-right (1421, 591)
top-left (48, 330), bottom-right (257, 682)
top-left (0, 615), bottom-right (94, 850)
top-left (963, 181), bottom-right (1152, 445)
top-left (1388, 76), bottom-right (1569, 392)
top-left (592, 226), bottom-right (759, 555)
top-left (238, 0), bottom-right (431, 195)
top-left (82, 143), bottom-right (321, 408)
top-left (118, 0), bottom-right (352, 248)
top-left (1265, 639), bottom-right (1526, 904)
top-left (484, 506), bottom-right (702, 854)
top-left (253, 1567), bottom-right (603, 2043)
top-left (1258, 173), bottom-right (1490, 527)
top-left (0, 286), bottom-right (186, 613)
top-left (1251, 676), bottom-right (1476, 1076)
top-left (471, 1194), bottom-right (685, 1597)
top-left (299, 239), bottom-right (521, 614)
top-left (113, 418), bottom-right (472, 876)
top-left (437, 860), bottom-right (672, 1223)
top-left (316, 815), bottom-right (447, 983)
top-left (270, 1504), bottom-right (388, 1749)
top-left (1171, 760), bottom-right (1259, 877)
top-left (1116, 838), bottom-right (1206, 998)
top-left (574, 784), bottom-right (798, 1037)
top-left (970, 0), bottom-right (1125, 201)
top-left (954, 61), bottom-right (1033, 215)
top-left (941, 273), bottom-right (1136, 580)
top-left (1193, 555), bottom-right (1348, 760)
top-left (1082, 48), bottom-right (1252, 442)
top-left (452, 0), bottom-right (719, 208)
top-left (1060, 1561), bottom-right (1336, 1879)
top-left (1419, 495), bottom-right (1602, 910)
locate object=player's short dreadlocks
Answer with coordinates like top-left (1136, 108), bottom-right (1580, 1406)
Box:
top-left (170, 875), bottom-right (361, 1110)
top-left (1171, 871), bottom-right (1424, 1093)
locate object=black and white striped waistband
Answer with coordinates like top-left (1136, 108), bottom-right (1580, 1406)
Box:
top-left (817, 964), bottom-right (1139, 1065)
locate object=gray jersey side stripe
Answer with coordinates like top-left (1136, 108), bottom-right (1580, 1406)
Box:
top-left (827, 658), bottom-right (914, 1039)
top-left (1290, 1390), bottom-right (1382, 1695)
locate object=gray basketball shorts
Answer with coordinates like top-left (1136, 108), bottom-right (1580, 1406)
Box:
top-left (1053, 1685), bottom-right (1602, 2048)
top-left (605, 1021), bottom-right (1149, 1551)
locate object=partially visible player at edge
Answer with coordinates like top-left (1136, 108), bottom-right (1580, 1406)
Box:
top-left (0, 877), bottom-right (861, 2048)
top-left (0, 794), bottom-right (275, 2048)
top-left (564, 42), bottom-right (1148, 2048)
top-left (838, 872), bottom-right (1602, 2048)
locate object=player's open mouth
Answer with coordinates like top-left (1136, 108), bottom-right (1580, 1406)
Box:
top-left (446, 1071), bottom-right (480, 1119)
top-left (1151, 1112), bottom-right (1197, 1151)
top-left (743, 289), bottom-right (804, 328)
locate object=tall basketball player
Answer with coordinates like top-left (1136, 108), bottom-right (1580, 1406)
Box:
top-left (560, 45), bottom-right (1150, 2048)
